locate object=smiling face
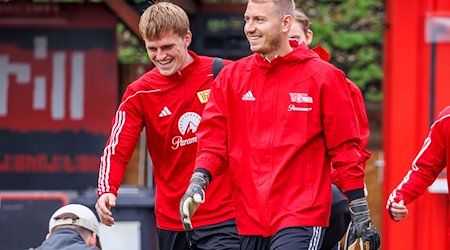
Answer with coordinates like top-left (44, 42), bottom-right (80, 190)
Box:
top-left (144, 31), bottom-right (192, 76)
top-left (243, 0), bottom-right (293, 60)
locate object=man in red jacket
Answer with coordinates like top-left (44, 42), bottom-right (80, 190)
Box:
top-left (387, 106), bottom-right (450, 246)
top-left (289, 10), bottom-right (374, 250)
top-left (95, 2), bottom-right (239, 250)
top-left (180, 0), bottom-right (378, 249)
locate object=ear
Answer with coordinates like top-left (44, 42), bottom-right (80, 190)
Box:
top-left (45, 233), bottom-right (50, 240)
top-left (184, 31), bottom-right (192, 47)
top-left (306, 29), bottom-right (314, 45)
top-left (87, 232), bottom-right (97, 247)
top-left (281, 15), bottom-right (293, 33)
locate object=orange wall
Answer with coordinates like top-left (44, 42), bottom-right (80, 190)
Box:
top-left (383, 0), bottom-right (450, 249)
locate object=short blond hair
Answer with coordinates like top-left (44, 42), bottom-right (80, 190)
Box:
top-left (294, 9), bottom-right (311, 35)
top-left (248, 0), bottom-right (295, 16)
top-left (139, 2), bottom-right (190, 40)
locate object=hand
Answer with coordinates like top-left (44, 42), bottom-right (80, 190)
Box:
top-left (389, 200), bottom-right (408, 221)
top-left (344, 198), bottom-right (381, 250)
top-left (179, 171), bottom-right (210, 231)
top-left (95, 193), bottom-right (117, 226)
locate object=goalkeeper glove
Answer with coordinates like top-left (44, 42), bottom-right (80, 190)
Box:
top-left (344, 198), bottom-right (381, 250)
top-left (179, 171), bottom-right (210, 231)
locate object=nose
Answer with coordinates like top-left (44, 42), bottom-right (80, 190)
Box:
top-left (154, 49), bottom-right (166, 60)
top-left (244, 20), bottom-right (256, 34)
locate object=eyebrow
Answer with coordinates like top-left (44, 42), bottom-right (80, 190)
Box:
top-left (147, 43), bottom-right (176, 50)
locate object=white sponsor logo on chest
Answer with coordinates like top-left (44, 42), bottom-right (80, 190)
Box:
top-left (172, 112), bottom-right (201, 150)
top-left (287, 105), bottom-right (312, 112)
top-left (289, 93), bottom-right (313, 104)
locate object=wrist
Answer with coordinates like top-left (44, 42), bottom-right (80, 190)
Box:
top-left (194, 168), bottom-right (212, 183)
top-left (190, 170), bottom-right (211, 190)
top-left (347, 188), bottom-right (365, 201)
top-left (349, 197), bottom-right (370, 221)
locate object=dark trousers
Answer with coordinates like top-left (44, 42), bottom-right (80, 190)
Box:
top-left (320, 184), bottom-right (351, 250)
top-left (240, 226), bottom-right (325, 250)
top-left (156, 219), bottom-right (240, 250)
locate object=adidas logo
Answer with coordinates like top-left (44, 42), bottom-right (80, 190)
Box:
top-left (242, 91), bottom-right (256, 101)
top-left (159, 106), bottom-right (172, 117)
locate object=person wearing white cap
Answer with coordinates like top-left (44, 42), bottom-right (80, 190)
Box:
top-left (28, 204), bottom-right (102, 250)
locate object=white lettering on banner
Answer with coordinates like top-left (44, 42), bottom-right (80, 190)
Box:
top-left (0, 56), bottom-right (30, 116)
top-left (0, 36), bottom-right (85, 120)
top-left (287, 104), bottom-right (312, 112)
top-left (70, 52), bottom-right (85, 120)
top-left (172, 136), bottom-right (198, 150)
top-left (33, 76), bottom-right (46, 110)
top-left (52, 52), bottom-right (66, 120)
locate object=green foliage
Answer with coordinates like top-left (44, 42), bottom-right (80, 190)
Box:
top-left (116, 0), bottom-right (384, 100)
top-left (117, 23), bottom-right (151, 65)
top-left (296, 0), bottom-right (384, 100)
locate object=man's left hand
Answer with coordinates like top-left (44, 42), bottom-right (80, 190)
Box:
top-left (344, 198), bottom-right (381, 250)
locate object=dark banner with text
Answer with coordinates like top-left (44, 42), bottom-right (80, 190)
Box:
top-left (0, 3), bottom-right (118, 190)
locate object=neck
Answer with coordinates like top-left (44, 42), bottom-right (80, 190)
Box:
top-left (180, 51), bottom-right (194, 70)
top-left (262, 42), bottom-right (293, 61)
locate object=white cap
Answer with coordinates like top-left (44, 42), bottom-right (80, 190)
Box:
top-left (48, 204), bottom-right (100, 236)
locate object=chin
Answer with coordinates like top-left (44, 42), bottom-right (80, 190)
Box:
top-left (250, 45), bottom-right (261, 53)
top-left (157, 67), bottom-right (175, 76)
top-left (250, 42), bottom-right (266, 52)
top-left (159, 71), bottom-right (174, 76)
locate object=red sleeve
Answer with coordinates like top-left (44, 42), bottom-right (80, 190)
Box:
top-left (97, 85), bottom-right (144, 197)
top-left (386, 107), bottom-right (450, 208)
top-left (322, 70), bottom-right (365, 192)
top-left (312, 45), bottom-right (372, 167)
top-left (331, 168), bottom-right (344, 191)
top-left (347, 79), bottom-right (372, 165)
top-left (194, 72), bottom-right (229, 178)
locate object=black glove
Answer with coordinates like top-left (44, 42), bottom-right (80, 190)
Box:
top-left (179, 171), bottom-right (210, 231)
top-left (344, 198), bottom-right (381, 250)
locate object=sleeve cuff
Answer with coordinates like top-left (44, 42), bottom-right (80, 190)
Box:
top-left (346, 188), bottom-right (365, 201)
top-left (194, 168), bottom-right (213, 183)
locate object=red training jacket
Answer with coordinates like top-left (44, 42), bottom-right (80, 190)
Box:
top-left (386, 106), bottom-right (450, 244)
top-left (195, 43), bottom-right (365, 236)
top-left (98, 51), bottom-right (235, 231)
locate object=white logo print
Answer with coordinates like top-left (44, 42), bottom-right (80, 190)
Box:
top-left (287, 92), bottom-right (313, 112)
top-left (287, 105), bottom-right (312, 112)
top-left (159, 106), bottom-right (172, 117)
top-left (289, 93), bottom-right (313, 104)
top-left (172, 112), bottom-right (201, 150)
top-left (242, 91), bottom-right (256, 101)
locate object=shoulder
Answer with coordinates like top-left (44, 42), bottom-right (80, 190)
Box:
top-left (293, 58), bottom-right (346, 84)
top-left (438, 106), bottom-right (450, 117)
top-left (197, 55), bottom-right (234, 70)
top-left (431, 106), bottom-right (450, 133)
top-left (216, 56), bottom-right (251, 79)
top-left (192, 55), bottom-right (222, 75)
top-left (435, 106), bottom-right (450, 123)
top-left (196, 54), bottom-right (215, 63)
top-left (309, 57), bottom-right (344, 75)
top-left (224, 54), bottom-right (254, 71)
top-left (346, 78), bottom-right (362, 93)
top-left (126, 68), bottom-right (166, 92)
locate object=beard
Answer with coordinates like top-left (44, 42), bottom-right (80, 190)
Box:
top-left (251, 34), bottom-right (283, 59)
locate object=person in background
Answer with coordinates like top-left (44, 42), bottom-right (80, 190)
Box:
top-left (289, 9), bottom-right (374, 250)
top-left (28, 204), bottom-right (101, 250)
top-left (180, 0), bottom-right (379, 249)
top-left (387, 106), bottom-right (450, 246)
top-left (96, 2), bottom-right (239, 250)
